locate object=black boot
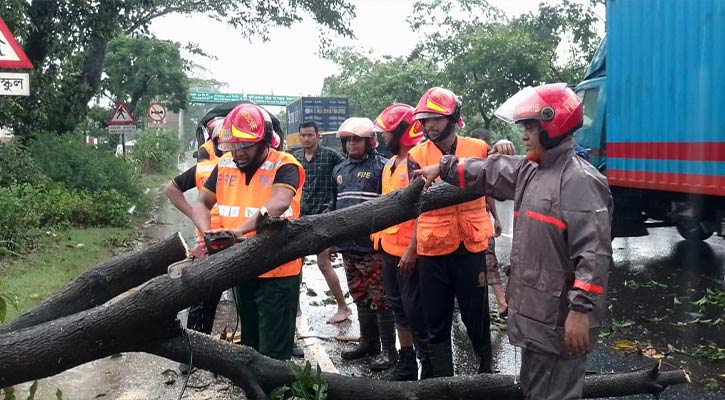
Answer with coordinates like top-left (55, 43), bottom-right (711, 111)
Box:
top-left (414, 339), bottom-right (433, 380)
top-left (428, 341), bottom-right (454, 377)
top-left (382, 347), bottom-right (418, 381)
top-left (476, 346), bottom-right (493, 374)
top-left (341, 305), bottom-right (380, 360)
top-left (369, 308), bottom-right (398, 371)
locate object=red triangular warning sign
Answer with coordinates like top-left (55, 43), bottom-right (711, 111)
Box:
top-left (0, 17), bottom-right (33, 69)
top-left (107, 102), bottom-right (137, 125)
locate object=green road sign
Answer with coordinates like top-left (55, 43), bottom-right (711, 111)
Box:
top-left (189, 91), bottom-right (298, 106)
top-left (246, 94), bottom-right (298, 106)
top-left (189, 92), bottom-right (244, 103)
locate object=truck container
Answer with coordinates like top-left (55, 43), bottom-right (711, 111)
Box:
top-left (286, 97), bottom-right (349, 149)
top-left (575, 0), bottom-right (725, 240)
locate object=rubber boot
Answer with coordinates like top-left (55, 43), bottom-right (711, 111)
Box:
top-left (477, 349), bottom-right (493, 374)
top-left (382, 347), bottom-right (418, 381)
top-left (341, 305), bottom-right (380, 360)
top-left (369, 308), bottom-right (398, 370)
top-left (415, 339), bottom-right (433, 380)
top-left (428, 341), bottom-right (454, 377)
top-left (419, 352), bottom-right (434, 379)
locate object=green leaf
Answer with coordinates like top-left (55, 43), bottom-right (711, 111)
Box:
top-left (55, 388), bottom-right (64, 400)
top-left (704, 378), bottom-right (720, 391)
top-left (3, 387), bottom-right (17, 400)
top-left (0, 296), bottom-right (7, 324)
top-left (26, 381), bottom-right (38, 400)
top-left (268, 386), bottom-right (291, 400)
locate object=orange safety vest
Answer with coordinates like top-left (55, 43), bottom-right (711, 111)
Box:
top-left (201, 140), bottom-right (217, 162)
top-left (215, 149), bottom-right (305, 278)
top-left (195, 158), bottom-right (221, 241)
top-left (372, 156), bottom-right (415, 257)
top-left (408, 137), bottom-right (492, 256)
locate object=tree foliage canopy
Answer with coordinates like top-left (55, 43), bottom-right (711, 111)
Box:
top-left (323, 0), bottom-right (602, 134)
top-left (0, 0), bottom-right (356, 140)
top-left (321, 48), bottom-right (442, 118)
top-left (104, 36), bottom-right (189, 117)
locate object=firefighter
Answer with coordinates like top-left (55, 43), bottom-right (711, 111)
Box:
top-left (330, 117), bottom-right (395, 370)
top-left (199, 118), bottom-right (224, 161)
top-left (191, 103), bottom-right (304, 360)
top-left (163, 122), bottom-right (223, 373)
top-left (370, 104), bottom-right (431, 380)
top-left (414, 83), bottom-right (612, 400)
top-left (405, 87), bottom-right (495, 377)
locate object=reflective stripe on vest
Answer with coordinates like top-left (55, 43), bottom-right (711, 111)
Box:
top-left (194, 158), bottom-right (221, 241)
top-left (408, 137), bottom-right (492, 256)
top-left (215, 149), bottom-right (305, 278)
top-left (372, 156), bottom-right (415, 257)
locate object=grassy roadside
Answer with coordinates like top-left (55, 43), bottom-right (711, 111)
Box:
top-left (0, 227), bottom-right (137, 320)
top-left (0, 170), bottom-right (177, 322)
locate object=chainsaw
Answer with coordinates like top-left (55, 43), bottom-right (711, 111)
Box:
top-left (168, 231), bottom-right (245, 279)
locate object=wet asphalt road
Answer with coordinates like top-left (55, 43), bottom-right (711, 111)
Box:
top-left (297, 200), bottom-right (725, 399)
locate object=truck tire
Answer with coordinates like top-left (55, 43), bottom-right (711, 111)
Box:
top-left (676, 223), bottom-right (713, 241)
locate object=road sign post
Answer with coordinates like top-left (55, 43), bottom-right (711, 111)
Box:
top-left (107, 102), bottom-right (137, 157)
top-left (147, 102), bottom-right (167, 123)
top-left (1, 16), bottom-right (33, 98)
top-left (0, 72), bottom-right (29, 96)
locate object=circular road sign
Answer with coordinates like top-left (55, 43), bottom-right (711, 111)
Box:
top-left (147, 102), bottom-right (167, 122)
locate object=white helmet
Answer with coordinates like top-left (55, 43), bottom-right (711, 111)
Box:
top-left (337, 117), bottom-right (377, 148)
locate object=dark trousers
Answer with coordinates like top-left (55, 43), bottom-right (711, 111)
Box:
top-left (521, 349), bottom-right (585, 400)
top-left (381, 252), bottom-right (428, 346)
top-left (234, 274), bottom-right (301, 360)
top-left (186, 293), bottom-right (222, 334)
top-left (418, 251), bottom-right (491, 358)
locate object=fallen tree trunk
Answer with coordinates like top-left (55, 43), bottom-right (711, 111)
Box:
top-left (0, 233), bottom-right (188, 334)
top-left (0, 180), bottom-right (691, 398)
top-left (1, 180), bottom-right (476, 386)
top-left (147, 330), bottom-right (690, 400)
top-left (0, 180), bottom-right (476, 386)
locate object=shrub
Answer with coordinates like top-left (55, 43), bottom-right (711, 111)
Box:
top-left (132, 129), bottom-right (181, 174)
top-left (72, 189), bottom-right (132, 228)
top-left (0, 143), bottom-right (45, 186)
top-left (29, 133), bottom-right (144, 203)
top-left (0, 183), bottom-right (131, 252)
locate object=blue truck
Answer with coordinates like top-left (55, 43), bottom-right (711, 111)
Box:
top-left (574, 0), bottom-right (725, 241)
top-left (286, 97), bottom-right (349, 150)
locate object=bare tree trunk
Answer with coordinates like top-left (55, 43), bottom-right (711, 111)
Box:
top-left (0, 180), bottom-right (473, 384)
top-left (150, 332), bottom-right (689, 400)
top-left (0, 180), bottom-right (691, 398)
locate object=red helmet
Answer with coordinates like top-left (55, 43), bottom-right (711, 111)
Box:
top-left (495, 83), bottom-right (583, 148)
top-left (374, 104), bottom-right (424, 147)
top-left (218, 104), bottom-right (273, 151)
top-left (413, 87), bottom-right (464, 128)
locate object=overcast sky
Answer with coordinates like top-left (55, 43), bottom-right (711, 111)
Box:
top-left (151, 0), bottom-right (603, 98)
